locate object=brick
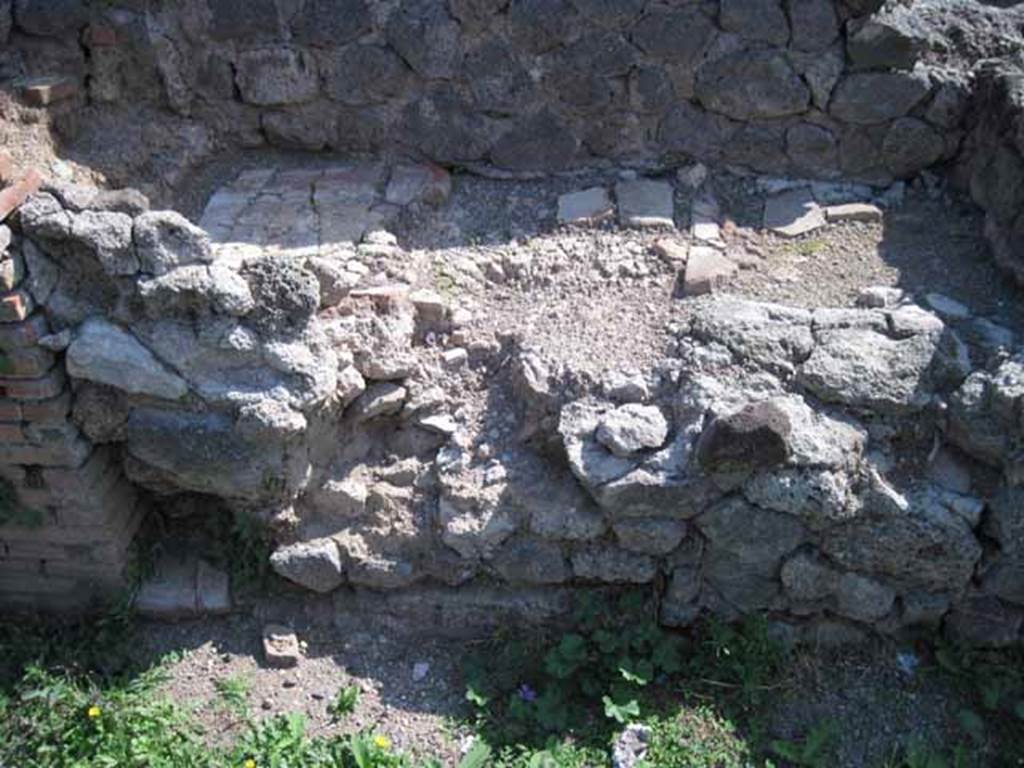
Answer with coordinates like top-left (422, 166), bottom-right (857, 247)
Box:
top-left (0, 422), bottom-right (25, 441)
top-left (0, 367), bottom-right (65, 400)
top-left (0, 345), bottom-right (55, 378)
top-left (20, 389), bottom-right (71, 422)
top-left (0, 313), bottom-right (50, 350)
top-left (0, 251), bottom-right (26, 291)
top-left (0, 288), bottom-right (34, 322)
top-left (0, 169), bottom-right (43, 222)
top-left (41, 446), bottom-right (112, 493)
top-left (86, 23), bottom-right (119, 46)
top-left (0, 152), bottom-right (12, 185)
top-left (0, 398), bottom-right (21, 421)
top-left (0, 464), bottom-right (27, 484)
top-left (18, 77), bottom-right (79, 107)
top-left (0, 434), bottom-right (91, 467)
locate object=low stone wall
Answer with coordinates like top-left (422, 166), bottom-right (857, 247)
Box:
top-left (0, 0), bottom-right (984, 184)
top-left (1, 171), bottom-right (1022, 646)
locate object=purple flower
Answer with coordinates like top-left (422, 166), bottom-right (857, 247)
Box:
top-left (517, 683), bottom-right (537, 702)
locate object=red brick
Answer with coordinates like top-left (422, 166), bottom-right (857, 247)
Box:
top-left (0, 423), bottom-right (25, 441)
top-left (0, 367), bottom-right (65, 400)
top-left (0, 345), bottom-right (55, 378)
top-left (0, 288), bottom-right (34, 323)
top-left (41, 446), bottom-right (111, 493)
top-left (86, 23), bottom-right (119, 46)
top-left (18, 77), bottom-right (79, 107)
top-left (20, 389), bottom-right (70, 422)
top-left (0, 169), bottom-right (42, 222)
top-left (0, 434), bottom-right (90, 467)
top-left (0, 152), bottom-right (12, 185)
top-left (0, 313), bottom-right (50, 351)
top-left (0, 398), bottom-right (21, 421)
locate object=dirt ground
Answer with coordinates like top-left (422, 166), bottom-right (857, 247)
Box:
top-left (135, 611), bottom-right (977, 768)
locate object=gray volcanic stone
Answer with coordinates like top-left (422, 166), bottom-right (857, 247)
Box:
top-left (830, 71), bottom-right (932, 125)
top-left (324, 46), bottom-right (412, 105)
top-left (786, 0), bottom-right (839, 51)
top-left (612, 518), bottom-right (687, 555)
top-left (945, 597), bottom-right (1023, 648)
top-left (209, 0), bottom-right (281, 41)
top-left (291, 0), bottom-right (372, 47)
top-left (70, 210), bottom-right (137, 276)
top-left (270, 539), bottom-right (345, 593)
top-left (695, 50), bottom-right (810, 120)
top-left (764, 188), bottom-right (826, 238)
top-left (659, 103), bottom-right (739, 160)
top-left (67, 318), bottom-right (189, 400)
top-left (126, 408), bottom-right (307, 501)
top-left (235, 48), bottom-right (319, 106)
top-left (491, 111), bottom-right (578, 172)
top-left (571, 545), bottom-right (657, 583)
top-left (507, 0), bottom-right (576, 53)
top-left (821, 497), bottom-right (981, 593)
top-left (780, 552), bottom-right (839, 601)
top-left (847, 12), bottom-right (923, 71)
top-left (14, 0), bottom-right (87, 36)
top-left (835, 572), bottom-right (896, 622)
top-left (387, 0), bottom-right (462, 79)
top-left (786, 123), bottom-right (839, 177)
top-left (696, 400), bottom-right (792, 479)
top-left (631, 7), bottom-right (714, 66)
top-left (882, 117), bottom-right (945, 178)
top-left (596, 404), bottom-right (669, 457)
top-left (242, 257), bottom-right (320, 333)
top-left (492, 538), bottom-right (570, 584)
top-left (798, 325), bottom-right (969, 414)
top-left (134, 211), bottom-right (213, 276)
top-left (719, 0), bottom-right (789, 46)
top-left (0, 0), bottom-right (11, 43)
top-left (569, 0), bottom-right (644, 27)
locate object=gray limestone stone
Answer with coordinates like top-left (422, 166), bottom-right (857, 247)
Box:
top-left (270, 539), bottom-right (345, 593)
top-left (67, 318), bottom-right (188, 400)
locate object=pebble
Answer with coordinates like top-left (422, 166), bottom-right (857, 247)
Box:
top-left (412, 662), bottom-right (430, 682)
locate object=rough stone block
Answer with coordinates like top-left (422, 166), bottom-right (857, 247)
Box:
top-left (825, 203), bottom-right (883, 223)
top-left (557, 187), bottom-right (614, 225)
top-left (385, 163), bottom-right (452, 207)
top-left (764, 188), bottom-right (826, 237)
top-left (0, 344), bottom-right (53, 377)
top-left (235, 48), bottom-right (319, 106)
top-left (681, 246), bottom-right (738, 296)
top-left (262, 624), bottom-right (302, 668)
top-left (616, 180), bottom-right (674, 228)
top-left (21, 388), bottom-right (71, 422)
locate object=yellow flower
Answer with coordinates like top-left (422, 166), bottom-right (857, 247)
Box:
top-left (86, 705), bottom-right (101, 719)
top-left (373, 735), bottom-right (391, 750)
top-left (243, 760), bottom-right (257, 768)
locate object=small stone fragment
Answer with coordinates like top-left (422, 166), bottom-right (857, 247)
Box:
top-left (596, 404), bottom-right (669, 457)
top-left (352, 383), bottom-right (407, 422)
top-left (856, 285), bottom-right (904, 308)
top-left (263, 624), bottom-right (301, 668)
top-left (412, 661), bottom-right (430, 682)
top-left (825, 202), bottom-right (883, 223)
top-left (442, 347), bottom-right (468, 368)
top-left (764, 188), bottom-right (826, 238)
top-left (557, 187), bottom-right (614, 225)
top-left (682, 246), bottom-right (738, 296)
top-left (410, 289), bottom-right (446, 322)
top-left (652, 238), bottom-right (688, 264)
top-left (925, 293), bottom-right (970, 320)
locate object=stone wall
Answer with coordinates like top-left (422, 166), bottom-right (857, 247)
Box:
top-left (0, 0), bottom-right (981, 185)
top-left (1, 171), bottom-right (1023, 645)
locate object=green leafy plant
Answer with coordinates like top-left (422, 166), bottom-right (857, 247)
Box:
top-left (214, 673), bottom-right (250, 716)
top-left (329, 683), bottom-right (361, 719)
top-left (770, 721), bottom-right (838, 767)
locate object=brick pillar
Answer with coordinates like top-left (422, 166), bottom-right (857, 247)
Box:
top-left (0, 225), bottom-right (143, 611)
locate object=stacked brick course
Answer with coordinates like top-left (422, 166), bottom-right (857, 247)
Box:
top-left (0, 173), bottom-right (142, 611)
